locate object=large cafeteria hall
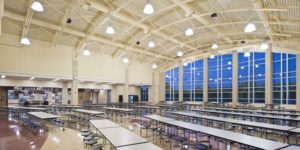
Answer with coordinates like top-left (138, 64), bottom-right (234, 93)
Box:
top-left (0, 0), bottom-right (300, 150)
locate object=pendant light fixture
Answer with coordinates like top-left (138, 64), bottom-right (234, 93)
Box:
top-left (148, 40), bottom-right (155, 48)
top-left (20, 37), bottom-right (31, 45)
top-left (177, 51), bottom-right (183, 57)
top-left (260, 43), bottom-right (269, 50)
top-left (31, 1), bottom-right (44, 12)
top-left (83, 49), bottom-right (91, 56)
top-left (106, 24), bottom-right (115, 35)
top-left (123, 57), bottom-right (129, 64)
top-left (143, 0), bottom-right (154, 15)
top-left (152, 63), bottom-right (157, 69)
top-left (244, 23), bottom-right (256, 33)
top-left (185, 27), bottom-right (194, 36)
top-left (244, 51), bottom-right (250, 57)
top-left (212, 43), bottom-right (218, 49)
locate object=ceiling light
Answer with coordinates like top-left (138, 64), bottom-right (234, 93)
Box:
top-left (244, 52), bottom-right (250, 57)
top-left (152, 64), bottom-right (157, 69)
top-left (123, 57), bottom-right (129, 64)
top-left (212, 44), bottom-right (218, 49)
top-left (83, 49), bottom-right (91, 56)
top-left (143, 1), bottom-right (154, 15)
top-left (260, 43), bottom-right (269, 50)
top-left (30, 77), bottom-right (35, 80)
top-left (106, 25), bottom-right (115, 35)
top-left (148, 41), bottom-right (155, 48)
top-left (31, 1), bottom-right (44, 12)
top-left (209, 55), bottom-right (215, 59)
top-left (185, 28), bottom-right (194, 36)
top-left (1, 75), bottom-right (5, 79)
top-left (244, 23), bottom-right (256, 33)
top-left (20, 37), bottom-right (31, 45)
top-left (177, 51), bottom-right (183, 57)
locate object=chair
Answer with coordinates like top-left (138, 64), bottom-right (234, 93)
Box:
top-left (195, 144), bottom-right (209, 150)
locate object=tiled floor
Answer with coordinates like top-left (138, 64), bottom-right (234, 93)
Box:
top-left (0, 118), bottom-right (47, 150)
top-left (1, 112), bottom-right (297, 150)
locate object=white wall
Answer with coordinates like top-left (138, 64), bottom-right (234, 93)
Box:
top-left (0, 33), bottom-right (153, 85)
top-left (0, 34), bottom-right (72, 78)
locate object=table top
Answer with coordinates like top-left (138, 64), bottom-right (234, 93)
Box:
top-left (144, 115), bottom-right (176, 122)
top-left (28, 112), bottom-right (60, 119)
top-left (279, 145), bottom-right (300, 150)
top-left (99, 127), bottom-right (148, 147)
top-left (102, 107), bottom-right (134, 112)
top-left (5, 106), bottom-right (49, 110)
top-left (90, 119), bottom-right (120, 129)
top-left (192, 109), bottom-right (300, 121)
top-left (172, 111), bottom-right (296, 131)
top-left (116, 143), bottom-right (163, 150)
top-left (289, 128), bottom-right (300, 133)
top-left (145, 115), bottom-right (288, 150)
top-left (74, 109), bottom-right (104, 115)
top-left (206, 107), bottom-right (300, 116)
top-left (132, 106), bottom-right (159, 109)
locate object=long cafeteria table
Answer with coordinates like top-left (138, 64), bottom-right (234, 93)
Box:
top-left (102, 107), bottom-right (135, 119)
top-left (73, 109), bottom-right (104, 120)
top-left (90, 119), bottom-right (160, 149)
top-left (116, 143), bottom-right (163, 150)
top-left (90, 119), bottom-right (120, 129)
top-left (172, 111), bottom-right (299, 143)
top-left (206, 107), bottom-right (300, 117)
top-left (131, 106), bottom-right (159, 115)
top-left (144, 115), bottom-right (289, 150)
top-left (192, 109), bottom-right (300, 127)
top-left (28, 111), bottom-right (60, 120)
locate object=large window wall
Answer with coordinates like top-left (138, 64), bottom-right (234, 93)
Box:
top-left (183, 60), bottom-right (203, 101)
top-left (273, 53), bottom-right (297, 105)
top-left (208, 54), bottom-right (232, 103)
top-left (140, 85), bottom-right (149, 101)
top-left (165, 67), bottom-right (179, 101)
top-left (238, 52), bottom-right (265, 103)
top-left (164, 49), bottom-right (297, 106)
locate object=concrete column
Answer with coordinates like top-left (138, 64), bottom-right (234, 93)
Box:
top-left (265, 46), bottom-right (273, 107)
top-left (203, 57), bottom-right (208, 105)
top-left (71, 49), bottom-right (78, 105)
top-left (124, 67), bottom-right (129, 103)
top-left (62, 81), bottom-right (68, 104)
top-left (159, 72), bottom-right (165, 102)
top-left (296, 54), bottom-right (300, 111)
top-left (179, 62), bottom-right (183, 102)
top-left (0, 0), bottom-right (4, 35)
top-left (150, 71), bottom-right (159, 103)
top-left (232, 51), bottom-right (238, 108)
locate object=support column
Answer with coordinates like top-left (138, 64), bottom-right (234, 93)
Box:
top-left (296, 54), bottom-right (300, 111)
top-left (232, 51), bottom-right (238, 108)
top-left (159, 72), bottom-right (165, 102)
top-left (71, 49), bottom-right (78, 105)
top-left (124, 67), bottom-right (129, 103)
top-left (62, 81), bottom-right (68, 104)
top-left (265, 46), bottom-right (273, 107)
top-left (179, 62), bottom-right (183, 102)
top-left (150, 71), bottom-right (160, 103)
top-left (0, 0), bottom-right (4, 35)
top-left (203, 57), bottom-right (208, 106)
